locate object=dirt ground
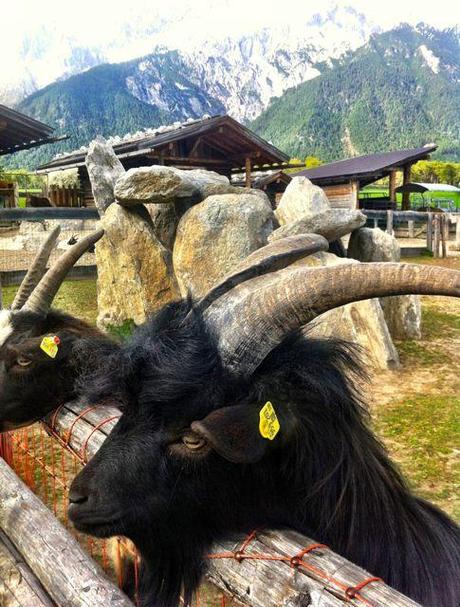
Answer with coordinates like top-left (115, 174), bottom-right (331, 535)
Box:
top-left (369, 256), bottom-right (460, 519)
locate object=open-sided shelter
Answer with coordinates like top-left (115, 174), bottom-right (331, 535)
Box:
top-left (296, 145), bottom-right (437, 210)
top-left (37, 115), bottom-right (290, 207)
top-left (0, 104), bottom-right (65, 156)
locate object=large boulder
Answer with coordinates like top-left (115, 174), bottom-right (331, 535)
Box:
top-left (297, 252), bottom-right (400, 370)
top-left (275, 176), bottom-right (330, 225)
top-left (114, 166), bottom-right (236, 206)
top-left (96, 204), bottom-right (180, 328)
top-left (269, 209), bottom-right (366, 243)
top-left (85, 137), bottom-right (125, 214)
top-left (348, 227), bottom-right (422, 340)
top-left (348, 227), bottom-right (400, 262)
top-left (173, 192), bottom-right (274, 298)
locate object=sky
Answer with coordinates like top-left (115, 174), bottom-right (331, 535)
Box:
top-left (4, 0), bottom-right (459, 50)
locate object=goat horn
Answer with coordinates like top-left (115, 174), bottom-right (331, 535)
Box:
top-left (23, 229), bottom-right (104, 315)
top-left (11, 226), bottom-right (61, 310)
top-left (194, 234), bottom-right (329, 313)
top-left (204, 262), bottom-right (460, 377)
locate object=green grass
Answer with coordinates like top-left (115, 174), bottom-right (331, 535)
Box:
top-left (396, 306), bottom-right (460, 366)
top-left (2, 278), bottom-right (98, 325)
top-left (374, 395), bottom-right (459, 518)
top-left (359, 186), bottom-right (460, 210)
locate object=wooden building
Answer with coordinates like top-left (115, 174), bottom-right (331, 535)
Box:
top-left (232, 170), bottom-right (292, 207)
top-left (37, 115), bottom-right (290, 207)
top-left (0, 104), bottom-right (65, 157)
top-left (296, 145), bottom-right (437, 211)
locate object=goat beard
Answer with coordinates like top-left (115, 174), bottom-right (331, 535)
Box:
top-left (131, 535), bottom-right (210, 607)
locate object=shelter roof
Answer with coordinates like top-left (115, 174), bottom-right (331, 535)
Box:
top-left (295, 145), bottom-right (438, 187)
top-left (395, 182), bottom-right (460, 194)
top-left (0, 104), bottom-right (65, 156)
top-left (37, 115), bottom-right (289, 172)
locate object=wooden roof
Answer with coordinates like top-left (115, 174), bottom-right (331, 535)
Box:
top-left (38, 115), bottom-right (289, 173)
top-left (296, 145), bottom-right (438, 187)
top-left (0, 104), bottom-right (65, 156)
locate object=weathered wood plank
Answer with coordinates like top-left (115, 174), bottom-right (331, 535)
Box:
top-left (208, 530), bottom-right (421, 607)
top-left (0, 459), bottom-right (134, 607)
top-left (0, 208), bottom-right (99, 221)
top-left (0, 530), bottom-right (56, 607)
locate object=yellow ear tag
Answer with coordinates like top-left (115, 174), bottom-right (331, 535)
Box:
top-left (259, 401), bottom-right (280, 440)
top-left (40, 335), bottom-right (60, 359)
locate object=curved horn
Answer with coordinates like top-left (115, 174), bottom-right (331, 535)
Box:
top-left (204, 262), bottom-right (460, 377)
top-left (23, 229), bottom-right (104, 316)
top-left (195, 234), bottom-right (329, 313)
top-left (11, 226), bottom-right (61, 310)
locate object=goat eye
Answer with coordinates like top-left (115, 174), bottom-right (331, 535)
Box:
top-left (181, 432), bottom-right (206, 451)
top-left (16, 356), bottom-right (32, 367)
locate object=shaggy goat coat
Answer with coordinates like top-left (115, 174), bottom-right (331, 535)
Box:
top-left (72, 301), bottom-right (460, 607)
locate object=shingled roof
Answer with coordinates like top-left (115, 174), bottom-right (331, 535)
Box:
top-left (0, 104), bottom-right (66, 156)
top-left (37, 115), bottom-right (289, 173)
top-left (296, 145), bottom-right (438, 187)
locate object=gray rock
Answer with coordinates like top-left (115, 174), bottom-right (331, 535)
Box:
top-left (173, 192), bottom-right (274, 298)
top-left (85, 137), bottom-right (125, 214)
top-left (114, 166), bottom-right (236, 206)
top-left (96, 204), bottom-right (180, 328)
top-left (348, 227), bottom-right (401, 262)
top-left (297, 252), bottom-right (400, 369)
top-left (147, 202), bottom-right (187, 251)
top-left (269, 209), bottom-right (366, 243)
top-left (275, 176), bottom-right (330, 225)
top-left (348, 227), bottom-right (422, 341)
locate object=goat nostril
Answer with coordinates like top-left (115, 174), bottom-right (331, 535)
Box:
top-left (68, 490), bottom-right (89, 505)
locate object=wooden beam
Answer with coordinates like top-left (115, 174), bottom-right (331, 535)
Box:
top-left (245, 157), bottom-right (252, 188)
top-left (189, 137), bottom-right (203, 157)
top-left (401, 164), bottom-right (412, 211)
top-left (389, 170), bottom-right (397, 203)
top-left (350, 180), bottom-right (359, 210)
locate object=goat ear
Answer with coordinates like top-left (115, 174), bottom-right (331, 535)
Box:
top-left (191, 402), bottom-right (291, 464)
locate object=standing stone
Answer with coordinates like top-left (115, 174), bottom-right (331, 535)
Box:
top-left (297, 252), bottom-right (400, 370)
top-left (114, 166), bottom-right (236, 206)
top-left (275, 176), bottom-right (330, 226)
top-left (85, 137), bottom-right (125, 214)
top-left (269, 209), bottom-right (366, 243)
top-left (96, 204), bottom-right (180, 328)
top-left (348, 227), bottom-right (400, 262)
top-left (348, 227), bottom-right (422, 340)
top-left (173, 192), bottom-right (274, 298)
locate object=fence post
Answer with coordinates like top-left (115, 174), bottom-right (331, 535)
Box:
top-left (433, 214), bottom-right (440, 258)
top-left (373, 218), bottom-right (379, 229)
top-left (441, 214), bottom-right (448, 258)
top-left (386, 210), bottom-right (393, 235)
top-left (427, 213), bottom-right (433, 252)
top-left (408, 220), bottom-right (415, 238)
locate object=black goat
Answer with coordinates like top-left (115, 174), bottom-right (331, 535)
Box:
top-left (68, 236), bottom-right (460, 607)
top-left (0, 227), bottom-right (116, 430)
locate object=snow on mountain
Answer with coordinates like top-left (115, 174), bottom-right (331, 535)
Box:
top-left (2, 4), bottom-right (375, 121)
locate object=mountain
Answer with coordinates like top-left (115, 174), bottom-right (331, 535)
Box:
top-left (251, 25), bottom-right (460, 161)
top-left (0, 5), bottom-right (374, 107)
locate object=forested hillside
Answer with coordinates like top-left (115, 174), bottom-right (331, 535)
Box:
top-left (252, 25), bottom-right (460, 161)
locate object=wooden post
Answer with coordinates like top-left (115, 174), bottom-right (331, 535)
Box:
top-left (373, 218), bottom-right (379, 229)
top-left (433, 214), bottom-right (440, 258)
top-left (441, 215), bottom-right (448, 258)
top-left (0, 459), bottom-right (134, 607)
top-left (401, 164), bottom-right (412, 210)
top-left (386, 210), bottom-right (394, 235)
top-left (245, 157), bottom-right (252, 188)
top-left (456, 214), bottom-right (460, 247)
top-left (427, 212), bottom-right (433, 252)
top-left (388, 171), bottom-right (397, 205)
top-left (350, 180), bottom-right (359, 210)
top-left (408, 220), bottom-right (415, 238)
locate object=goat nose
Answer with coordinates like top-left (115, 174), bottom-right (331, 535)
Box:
top-left (68, 489), bottom-right (89, 505)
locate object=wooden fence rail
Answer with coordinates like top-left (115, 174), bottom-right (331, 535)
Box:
top-left (4, 400), bottom-right (419, 607)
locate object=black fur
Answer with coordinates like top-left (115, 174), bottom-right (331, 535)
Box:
top-left (0, 310), bottom-right (118, 430)
top-left (69, 301), bottom-right (460, 607)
